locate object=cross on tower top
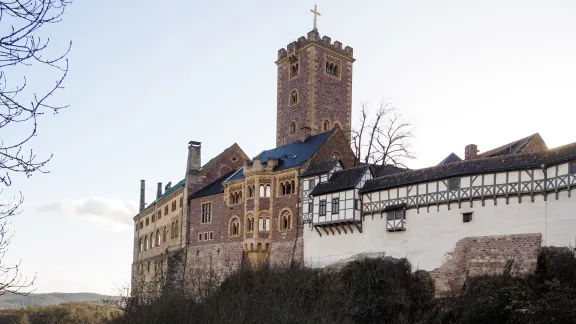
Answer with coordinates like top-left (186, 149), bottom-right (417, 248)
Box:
top-left (310, 4), bottom-right (321, 31)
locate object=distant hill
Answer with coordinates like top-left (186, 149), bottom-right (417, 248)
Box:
top-left (0, 292), bottom-right (120, 309)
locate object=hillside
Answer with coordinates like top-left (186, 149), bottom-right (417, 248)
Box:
top-left (0, 292), bottom-right (119, 309)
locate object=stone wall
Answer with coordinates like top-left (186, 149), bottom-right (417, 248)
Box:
top-left (431, 233), bottom-right (542, 296)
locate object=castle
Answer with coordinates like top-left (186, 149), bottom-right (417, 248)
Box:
top-left (132, 11), bottom-right (576, 294)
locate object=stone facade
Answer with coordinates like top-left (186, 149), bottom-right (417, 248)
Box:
top-left (276, 30), bottom-right (354, 147)
top-left (431, 233), bottom-right (542, 296)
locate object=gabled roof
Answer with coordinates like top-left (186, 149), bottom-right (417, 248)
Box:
top-left (360, 141), bottom-right (576, 194)
top-left (189, 170), bottom-right (237, 200)
top-left (141, 178), bottom-right (185, 213)
top-left (311, 166), bottom-right (370, 196)
top-left (300, 158), bottom-right (341, 178)
top-left (477, 133), bottom-right (545, 159)
top-left (369, 164), bottom-right (409, 177)
top-left (255, 129), bottom-right (336, 171)
top-left (199, 143), bottom-right (246, 171)
top-left (439, 153), bottom-right (463, 165)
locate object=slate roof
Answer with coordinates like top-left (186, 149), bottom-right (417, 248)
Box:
top-left (477, 133), bottom-right (544, 159)
top-left (189, 170), bottom-right (237, 199)
top-left (310, 166), bottom-right (370, 196)
top-left (360, 141), bottom-right (576, 194)
top-left (224, 129), bottom-right (337, 183)
top-left (141, 178), bottom-right (185, 213)
top-left (370, 164), bottom-right (409, 177)
top-left (300, 158), bottom-right (341, 177)
top-left (439, 153), bottom-right (463, 165)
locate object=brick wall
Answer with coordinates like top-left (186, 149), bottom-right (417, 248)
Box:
top-left (310, 128), bottom-right (356, 168)
top-left (431, 233), bottom-right (542, 296)
top-left (185, 241), bottom-right (245, 281)
top-left (523, 135), bottom-right (548, 154)
top-left (189, 193), bottom-right (243, 247)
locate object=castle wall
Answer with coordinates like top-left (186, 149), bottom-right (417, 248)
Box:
top-left (304, 191), bottom-right (575, 272)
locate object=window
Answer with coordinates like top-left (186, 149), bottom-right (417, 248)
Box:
top-left (201, 202), bottom-right (212, 223)
top-left (246, 216), bottom-right (254, 232)
top-left (145, 218), bottom-right (149, 226)
top-left (290, 122), bottom-right (296, 134)
top-left (386, 208), bottom-right (406, 232)
top-left (463, 212), bottom-right (473, 223)
top-left (279, 211), bottom-right (291, 231)
top-left (571, 162), bottom-right (576, 174)
top-left (139, 238), bottom-right (143, 252)
top-left (248, 185), bottom-right (255, 198)
top-left (144, 236), bottom-right (148, 251)
top-left (155, 230), bottom-right (160, 246)
top-left (172, 201), bottom-right (176, 211)
top-left (323, 120), bottom-right (330, 131)
top-left (230, 218), bottom-right (240, 237)
top-left (150, 233), bottom-right (154, 248)
top-left (448, 178), bottom-right (461, 191)
top-left (319, 200), bottom-right (326, 216)
top-left (170, 222), bottom-right (174, 239)
top-left (290, 62), bottom-right (299, 78)
top-left (157, 211), bottom-right (161, 220)
top-left (164, 206), bottom-right (168, 215)
top-left (231, 192), bottom-right (242, 204)
top-left (308, 202), bottom-right (313, 213)
top-left (209, 232), bottom-right (214, 240)
top-left (355, 199), bottom-right (361, 210)
top-left (179, 197), bottom-right (183, 208)
top-left (139, 221), bottom-right (143, 229)
top-left (163, 226), bottom-right (167, 242)
top-left (309, 179), bottom-right (316, 189)
top-left (290, 90), bottom-right (298, 106)
top-left (258, 216), bottom-right (270, 231)
top-left (332, 198), bottom-right (340, 214)
top-left (326, 62), bottom-right (339, 76)
top-left (259, 184), bottom-right (271, 197)
top-left (204, 232), bottom-right (208, 241)
top-left (152, 215), bottom-right (155, 222)
top-left (198, 233), bottom-right (203, 242)
top-left (291, 180), bottom-right (295, 194)
top-left (175, 220), bottom-right (178, 238)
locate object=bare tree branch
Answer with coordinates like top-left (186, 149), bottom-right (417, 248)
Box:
top-left (352, 100), bottom-right (415, 168)
top-left (0, 0), bottom-right (71, 295)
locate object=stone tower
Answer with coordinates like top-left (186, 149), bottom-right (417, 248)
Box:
top-left (275, 29), bottom-right (355, 147)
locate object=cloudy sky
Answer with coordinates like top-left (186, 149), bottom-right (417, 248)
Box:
top-left (4, 0), bottom-right (576, 294)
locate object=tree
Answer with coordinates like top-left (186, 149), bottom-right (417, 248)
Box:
top-left (352, 100), bottom-right (414, 168)
top-left (0, 0), bottom-right (72, 295)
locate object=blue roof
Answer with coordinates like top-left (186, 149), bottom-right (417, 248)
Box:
top-left (438, 152), bottom-right (463, 165)
top-left (224, 168), bottom-right (244, 182)
top-left (256, 129), bottom-right (335, 170)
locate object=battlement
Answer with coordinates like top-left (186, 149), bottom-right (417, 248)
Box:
top-left (277, 30), bottom-right (353, 61)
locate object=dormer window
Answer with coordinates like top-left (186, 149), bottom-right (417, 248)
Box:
top-left (289, 90), bottom-right (298, 106)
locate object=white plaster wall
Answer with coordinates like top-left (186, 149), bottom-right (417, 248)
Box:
top-left (304, 191), bottom-right (576, 270)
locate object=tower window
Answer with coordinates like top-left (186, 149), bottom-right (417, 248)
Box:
top-left (323, 120), bottom-right (330, 131)
top-left (290, 62), bottom-right (299, 78)
top-left (290, 122), bottom-right (296, 134)
top-left (289, 90), bottom-right (298, 106)
top-left (325, 55), bottom-right (341, 78)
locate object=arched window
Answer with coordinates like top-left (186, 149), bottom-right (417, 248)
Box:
top-left (323, 120), bottom-right (330, 131)
top-left (290, 90), bottom-right (298, 105)
top-left (163, 226), bottom-right (167, 242)
top-left (265, 217), bottom-right (270, 231)
top-left (259, 184), bottom-right (265, 197)
top-left (266, 184), bottom-right (271, 197)
top-left (175, 220), bottom-right (179, 238)
top-left (334, 123), bottom-right (340, 129)
top-left (246, 215), bottom-right (254, 232)
top-left (290, 122), bottom-right (296, 134)
top-left (150, 233), bottom-right (155, 248)
top-left (280, 211), bottom-right (291, 231)
top-left (144, 236), bottom-right (148, 251)
top-left (145, 218), bottom-right (149, 226)
top-left (291, 180), bottom-right (295, 194)
top-left (139, 238), bottom-right (143, 252)
top-left (258, 217), bottom-right (264, 231)
top-left (156, 230), bottom-right (161, 246)
top-left (230, 217), bottom-right (240, 237)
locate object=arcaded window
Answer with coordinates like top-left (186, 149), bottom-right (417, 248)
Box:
top-left (290, 62), bottom-right (299, 78)
top-left (279, 210), bottom-right (291, 231)
top-left (290, 122), bottom-right (296, 134)
top-left (289, 90), bottom-right (298, 106)
top-left (323, 120), bottom-right (330, 131)
top-left (201, 202), bottom-right (212, 223)
top-left (290, 180), bottom-right (295, 194)
top-left (230, 217), bottom-right (240, 237)
top-left (246, 215), bottom-right (254, 232)
top-left (258, 216), bottom-right (270, 231)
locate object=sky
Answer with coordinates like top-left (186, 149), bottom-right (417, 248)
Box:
top-left (2, 0), bottom-right (576, 295)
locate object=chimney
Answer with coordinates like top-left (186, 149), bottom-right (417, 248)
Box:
top-left (156, 182), bottom-right (162, 199)
top-left (187, 141), bottom-right (202, 173)
top-left (139, 180), bottom-right (145, 212)
top-left (301, 126), bottom-right (311, 142)
top-left (465, 144), bottom-right (478, 160)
